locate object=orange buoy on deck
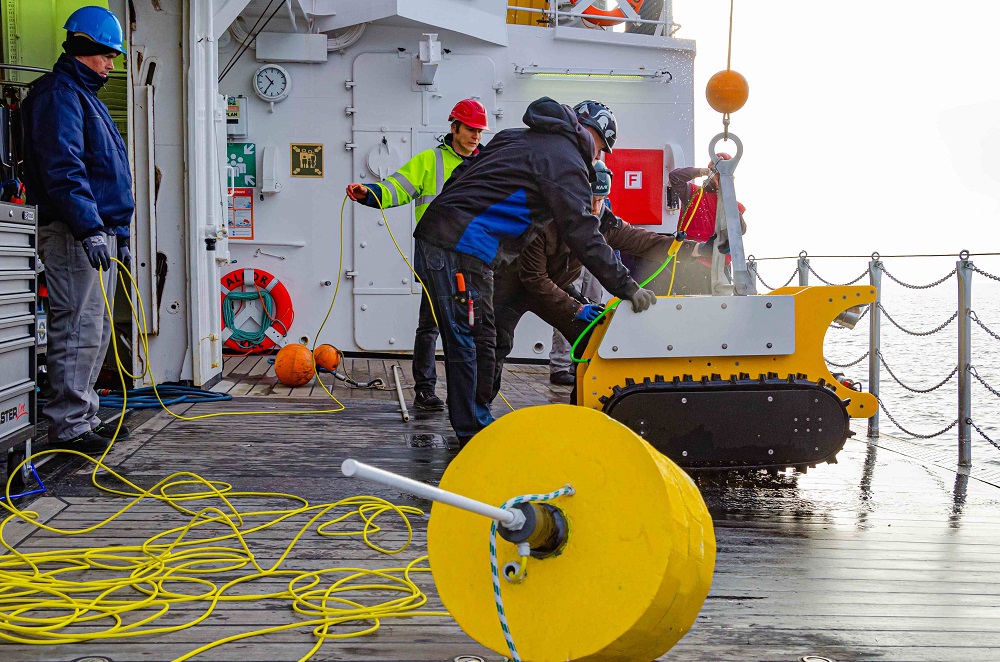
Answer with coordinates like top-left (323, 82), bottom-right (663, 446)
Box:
top-left (706, 69), bottom-right (749, 114)
top-left (274, 343), bottom-right (315, 386)
top-left (314, 344), bottom-right (341, 372)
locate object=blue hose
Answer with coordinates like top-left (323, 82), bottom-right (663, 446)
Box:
top-left (98, 386), bottom-right (233, 410)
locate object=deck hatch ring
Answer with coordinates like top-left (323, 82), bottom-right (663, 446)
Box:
top-left (453, 657), bottom-right (487, 662)
top-left (800, 657), bottom-right (836, 662)
top-left (72, 658), bottom-right (114, 662)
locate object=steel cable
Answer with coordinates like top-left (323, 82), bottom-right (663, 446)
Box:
top-left (970, 311), bottom-right (1000, 343)
top-left (969, 418), bottom-right (1000, 452)
top-left (876, 396), bottom-right (959, 439)
top-left (807, 265), bottom-right (869, 286)
top-left (969, 366), bottom-right (1000, 399)
top-left (878, 303), bottom-right (957, 336)
top-left (825, 351), bottom-right (869, 368)
top-left (877, 350), bottom-right (958, 394)
top-left (880, 266), bottom-right (956, 290)
top-left (753, 267), bottom-right (798, 291)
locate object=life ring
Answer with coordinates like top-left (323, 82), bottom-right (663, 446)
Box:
top-left (220, 267), bottom-right (294, 352)
top-left (573, 0), bottom-right (644, 28)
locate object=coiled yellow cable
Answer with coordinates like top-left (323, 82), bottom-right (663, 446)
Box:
top-left (0, 232), bottom-right (449, 658)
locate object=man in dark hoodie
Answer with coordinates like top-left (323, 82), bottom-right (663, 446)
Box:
top-left (414, 97), bottom-right (657, 445)
top-left (22, 6), bottom-right (133, 453)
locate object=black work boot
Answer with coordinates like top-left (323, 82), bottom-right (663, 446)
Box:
top-left (93, 423), bottom-right (131, 439)
top-left (549, 371), bottom-right (575, 386)
top-left (49, 431), bottom-right (110, 454)
top-left (414, 391), bottom-right (445, 411)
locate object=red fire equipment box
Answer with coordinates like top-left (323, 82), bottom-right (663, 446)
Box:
top-left (604, 148), bottom-right (663, 226)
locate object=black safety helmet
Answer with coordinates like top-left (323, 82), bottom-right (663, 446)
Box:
top-left (592, 161), bottom-right (612, 196)
top-left (574, 100), bottom-right (617, 153)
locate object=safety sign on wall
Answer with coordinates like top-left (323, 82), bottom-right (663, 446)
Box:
top-left (291, 143), bottom-right (323, 177)
top-left (228, 187), bottom-right (254, 240)
top-left (227, 143), bottom-right (257, 187)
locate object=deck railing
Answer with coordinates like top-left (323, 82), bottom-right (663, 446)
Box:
top-left (507, 1), bottom-right (678, 36)
top-left (747, 251), bottom-right (1000, 468)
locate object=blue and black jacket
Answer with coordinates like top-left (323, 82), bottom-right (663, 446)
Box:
top-left (22, 54), bottom-right (133, 240)
top-left (414, 97), bottom-right (639, 301)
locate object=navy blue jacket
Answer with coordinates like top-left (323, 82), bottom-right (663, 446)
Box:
top-left (22, 54), bottom-right (133, 240)
top-left (415, 97), bottom-right (638, 301)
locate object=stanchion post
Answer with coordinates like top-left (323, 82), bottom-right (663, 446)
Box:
top-left (867, 256), bottom-right (882, 438)
top-left (957, 254), bottom-right (973, 467)
top-left (798, 251), bottom-right (809, 286)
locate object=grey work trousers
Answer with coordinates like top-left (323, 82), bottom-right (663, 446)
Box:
top-left (38, 222), bottom-right (117, 442)
top-left (549, 268), bottom-right (603, 376)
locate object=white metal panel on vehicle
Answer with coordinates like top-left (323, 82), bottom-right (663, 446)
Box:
top-left (596, 295), bottom-right (795, 360)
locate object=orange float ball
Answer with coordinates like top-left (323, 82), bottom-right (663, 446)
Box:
top-left (273, 343), bottom-right (315, 387)
top-left (313, 344), bottom-right (341, 372)
top-left (706, 69), bottom-right (749, 114)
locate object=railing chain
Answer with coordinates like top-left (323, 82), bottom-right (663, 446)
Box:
top-left (807, 265), bottom-right (869, 286)
top-left (754, 267), bottom-right (798, 292)
top-left (968, 418), bottom-right (1000, 452)
top-left (825, 351), bottom-right (869, 368)
top-left (878, 303), bottom-right (958, 337)
top-left (880, 265), bottom-right (957, 290)
top-left (876, 396), bottom-right (959, 439)
top-left (969, 365), bottom-right (1000, 399)
top-left (877, 350), bottom-right (958, 394)
top-left (971, 264), bottom-right (1000, 284)
top-left (969, 311), bottom-right (1000, 343)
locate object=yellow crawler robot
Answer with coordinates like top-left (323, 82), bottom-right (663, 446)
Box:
top-left (577, 136), bottom-right (876, 471)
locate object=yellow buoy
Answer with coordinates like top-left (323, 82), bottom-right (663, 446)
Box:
top-left (427, 404), bottom-right (715, 661)
top-left (706, 69), bottom-right (749, 114)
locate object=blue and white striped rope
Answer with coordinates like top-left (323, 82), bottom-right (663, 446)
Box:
top-left (489, 485), bottom-right (575, 662)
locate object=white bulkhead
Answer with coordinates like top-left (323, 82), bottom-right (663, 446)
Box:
top-left (128, 0), bottom-right (695, 386)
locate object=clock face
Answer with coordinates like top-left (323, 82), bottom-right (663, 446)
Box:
top-left (254, 65), bottom-right (289, 102)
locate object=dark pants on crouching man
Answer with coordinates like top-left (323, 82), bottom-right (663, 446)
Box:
top-left (491, 270), bottom-right (592, 403)
top-left (414, 239), bottom-right (496, 442)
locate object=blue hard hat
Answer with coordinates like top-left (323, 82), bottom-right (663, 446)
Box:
top-left (64, 6), bottom-right (126, 54)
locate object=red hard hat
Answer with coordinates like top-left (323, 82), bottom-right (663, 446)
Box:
top-left (449, 98), bottom-right (489, 130)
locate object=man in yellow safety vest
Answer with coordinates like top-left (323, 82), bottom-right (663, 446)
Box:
top-left (346, 99), bottom-right (489, 411)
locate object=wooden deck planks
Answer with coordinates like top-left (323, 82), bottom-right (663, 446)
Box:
top-left (3, 366), bottom-right (1000, 661)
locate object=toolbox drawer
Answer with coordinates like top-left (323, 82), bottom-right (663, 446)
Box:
top-left (0, 292), bottom-right (34, 320)
top-left (0, 247), bottom-right (34, 272)
top-left (0, 221), bottom-right (33, 249)
top-left (0, 380), bottom-right (33, 444)
top-left (0, 271), bottom-right (34, 296)
top-left (0, 337), bottom-right (33, 393)
top-left (0, 314), bottom-right (33, 344)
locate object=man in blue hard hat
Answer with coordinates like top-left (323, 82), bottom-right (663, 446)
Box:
top-left (22, 6), bottom-right (133, 453)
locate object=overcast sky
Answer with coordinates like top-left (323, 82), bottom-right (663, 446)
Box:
top-left (671, 1), bottom-right (999, 274)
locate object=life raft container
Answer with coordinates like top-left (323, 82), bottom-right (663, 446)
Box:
top-left (220, 267), bottom-right (293, 352)
top-left (573, 0), bottom-right (644, 28)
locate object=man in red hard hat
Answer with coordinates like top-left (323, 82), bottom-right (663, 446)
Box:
top-left (668, 153), bottom-right (748, 294)
top-left (346, 98), bottom-right (488, 412)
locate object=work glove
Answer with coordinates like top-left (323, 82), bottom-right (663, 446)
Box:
top-left (81, 235), bottom-right (111, 271)
top-left (627, 287), bottom-right (657, 313)
top-left (574, 303), bottom-right (605, 324)
top-left (117, 239), bottom-right (132, 272)
top-left (346, 183), bottom-right (369, 202)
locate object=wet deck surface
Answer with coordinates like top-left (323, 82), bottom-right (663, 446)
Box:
top-left (3, 358), bottom-right (1000, 661)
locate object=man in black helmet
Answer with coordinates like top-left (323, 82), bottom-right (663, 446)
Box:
top-left (414, 97), bottom-right (657, 446)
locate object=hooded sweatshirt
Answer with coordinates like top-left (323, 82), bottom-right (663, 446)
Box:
top-left (415, 97), bottom-right (639, 301)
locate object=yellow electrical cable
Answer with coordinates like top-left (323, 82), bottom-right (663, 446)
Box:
top-left (0, 247), bottom-right (449, 656)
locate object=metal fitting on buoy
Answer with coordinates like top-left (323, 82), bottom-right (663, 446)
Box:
top-left (498, 502), bottom-right (569, 559)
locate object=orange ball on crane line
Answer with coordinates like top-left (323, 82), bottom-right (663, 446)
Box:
top-left (313, 344), bottom-right (341, 372)
top-left (274, 343), bottom-right (315, 387)
top-left (706, 69), bottom-right (749, 114)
